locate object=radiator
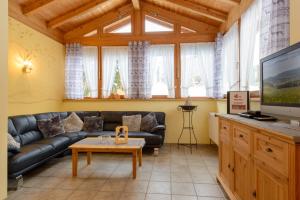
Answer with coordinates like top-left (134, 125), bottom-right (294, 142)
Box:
top-left (209, 112), bottom-right (219, 145)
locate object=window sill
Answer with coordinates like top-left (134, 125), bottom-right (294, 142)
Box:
top-left (63, 97), bottom-right (215, 102)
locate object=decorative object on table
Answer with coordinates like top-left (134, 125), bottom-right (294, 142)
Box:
top-left (115, 126), bottom-right (128, 144)
top-left (177, 105), bottom-right (198, 153)
top-left (184, 96), bottom-right (192, 106)
top-left (227, 91), bottom-right (250, 114)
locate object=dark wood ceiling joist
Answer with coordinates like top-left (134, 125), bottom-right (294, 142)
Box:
top-left (22, 0), bottom-right (56, 15)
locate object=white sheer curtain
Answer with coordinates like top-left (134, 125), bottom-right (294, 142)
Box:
top-left (221, 22), bottom-right (239, 94)
top-left (149, 44), bottom-right (175, 98)
top-left (102, 46), bottom-right (128, 98)
top-left (240, 0), bottom-right (262, 91)
top-left (181, 43), bottom-right (215, 97)
top-left (82, 46), bottom-right (98, 98)
top-left (65, 43), bottom-right (84, 99)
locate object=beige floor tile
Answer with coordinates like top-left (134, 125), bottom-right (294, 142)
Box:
top-left (146, 193), bottom-right (171, 200)
top-left (172, 195), bottom-right (198, 200)
top-left (101, 179), bottom-right (128, 192)
top-left (194, 184), bottom-right (224, 198)
top-left (171, 182), bottom-right (196, 196)
top-left (67, 190), bottom-right (97, 200)
top-left (197, 197), bottom-right (225, 200)
top-left (92, 191), bottom-right (122, 200)
top-left (42, 189), bottom-right (73, 200)
top-left (119, 192), bottom-right (146, 200)
top-left (147, 181), bottom-right (171, 194)
top-left (171, 173), bottom-right (193, 183)
top-left (78, 179), bottom-right (106, 191)
top-left (151, 171), bottom-right (171, 181)
top-left (56, 177), bottom-right (85, 190)
top-left (125, 180), bottom-right (149, 193)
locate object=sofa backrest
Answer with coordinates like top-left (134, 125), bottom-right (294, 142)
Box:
top-left (101, 111), bottom-right (165, 131)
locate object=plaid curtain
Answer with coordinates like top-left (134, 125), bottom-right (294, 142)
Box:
top-left (65, 43), bottom-right (84, 99)
top-left (213, 33), bottom-right (223, 98)
top-left (260, 0), bottom-right (290, 58)
top-left (128, 41), bottom-right (151, 99)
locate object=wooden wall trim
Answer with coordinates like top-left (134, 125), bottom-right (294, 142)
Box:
top-left (220, 0), bottom-right (254, 33)
top-left (9, 0), bottom-right (64, 43)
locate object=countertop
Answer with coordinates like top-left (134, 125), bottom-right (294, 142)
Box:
top-left (217, 114), bottom-right (300, 143)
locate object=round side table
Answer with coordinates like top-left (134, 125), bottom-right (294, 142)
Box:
top-left (177, 105), bottom-right (198, 153)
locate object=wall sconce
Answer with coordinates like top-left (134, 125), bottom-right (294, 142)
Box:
top-left (22, 60), bottom-right (33, 73)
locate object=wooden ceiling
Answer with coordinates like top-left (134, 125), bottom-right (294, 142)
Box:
top-left (9, 0), bottom-right (241, 43)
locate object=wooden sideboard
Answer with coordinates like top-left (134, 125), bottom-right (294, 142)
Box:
top-left (217, 114), bottom-right (300, 200)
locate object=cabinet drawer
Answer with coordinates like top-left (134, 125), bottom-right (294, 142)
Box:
top-left (220, 119), bottom-right (231, 142)
top-left (233, 125), bottom-right (251, 155)
top-left (254, 132), bottom-right (289, 177)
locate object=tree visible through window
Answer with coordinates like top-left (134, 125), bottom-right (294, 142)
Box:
top-left (111, 66), bottom-right (125, 96)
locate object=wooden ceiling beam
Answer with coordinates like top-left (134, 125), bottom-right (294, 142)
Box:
top-left (64, 4), bottom-right (133, 40)
top-left (142, 2), bottom-right (219, 34)
top-left (165, 0), bottom-right (227, 23)
top-left (48, 0), bottom-right (107, 29)
top-left (22, 0), bottom-right (56, 15)
top-left (131, 0), bottom-right (140, 10)
top-left (217, 0), bottom-right (240, 6)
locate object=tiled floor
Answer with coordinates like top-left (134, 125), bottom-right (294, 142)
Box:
top-left (7, 144), bottom-right (227, 200)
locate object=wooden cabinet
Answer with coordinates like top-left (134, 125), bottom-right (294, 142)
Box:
top-left (217, 116), bottom-right (298, 200)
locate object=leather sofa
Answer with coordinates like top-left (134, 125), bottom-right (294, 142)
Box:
top-left (8, 111), bottom-right (166, 178)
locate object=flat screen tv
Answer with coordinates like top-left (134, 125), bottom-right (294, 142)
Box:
top-left (261, 42), bottom-right (300, 119)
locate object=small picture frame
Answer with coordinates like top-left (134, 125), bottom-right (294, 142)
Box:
top-left (115, 126), bottom-right (128, 144)
top-left (227, 91), bottom-right (250, 114)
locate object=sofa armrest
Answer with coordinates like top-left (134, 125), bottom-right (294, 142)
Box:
top-left (150, 125), bottom-right (166, 133)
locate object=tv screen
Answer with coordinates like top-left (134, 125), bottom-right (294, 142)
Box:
top-left (262, 46), bottom-right (300, 107)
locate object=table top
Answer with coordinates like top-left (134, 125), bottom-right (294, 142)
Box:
top-left (69, 137), bottom-right (146, 150)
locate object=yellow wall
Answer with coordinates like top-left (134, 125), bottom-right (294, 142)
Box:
top-left (0, 1), bottom-right (8, 199)
top-left (62, 99), bottom-right (217, 144)
top-left (290, 0), bottom-right (300, 44)
top-left (8, 17), bottom-right (65, 116)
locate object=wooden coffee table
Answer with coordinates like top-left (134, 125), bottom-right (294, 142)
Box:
top-left (69, 138), bottom-right (145, 179)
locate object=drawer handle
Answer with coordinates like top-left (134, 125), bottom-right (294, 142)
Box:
top-left (265, 148), bottom-right (273, 153)
top-left (223, 126), bottom-right (227, 130)
top-left (228, 164), bottom-right (231, 169)
top-left (239, 134), bottom-right (244, 138)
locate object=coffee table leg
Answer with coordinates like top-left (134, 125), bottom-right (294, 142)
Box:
top-left (138, 148), bottom-right (142, 167)
top-left (72, 149), bottom-right (78, 177)
top-left (132, 150), bottom-right (137, 179)
top-left (87, 152), bottom-right (92, 165)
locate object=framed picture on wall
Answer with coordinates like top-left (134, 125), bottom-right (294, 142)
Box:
top-left (227, 91), bottom-right (250, 114)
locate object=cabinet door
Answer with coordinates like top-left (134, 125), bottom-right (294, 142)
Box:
top-left (232, 150), bottom-right (251, 200)
top-left (219, 138), bottom-right (232, 188)
top-left (254, 162), bottom-right (288, 200)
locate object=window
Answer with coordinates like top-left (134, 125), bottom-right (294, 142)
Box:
top-left (103, 16), bottom-right (132, 34)
top-left (102, 46), bottom-right (128, 98)
top-left (240, 0), bottom-right (261, 91)
top-left (145, 15), bottom-right (174, 32)
top-left (181, 43), bottom-right (215, 97)
top-left (82, 46), bottom-right (98, 98)
top-left (149, 45), bottom-right (175, 97)
top-left (221, 22), bottom-right (239, 94)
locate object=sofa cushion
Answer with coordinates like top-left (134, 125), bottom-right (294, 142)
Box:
top-left (141, 113), bottom-right (159, 132)
top-left (72, 111), bottom-right (101, 121)
top-left (83, 116), bottom-right (104, 132)
top-left (101, 111), bottom-right (126, 123)
top-left (60, 131), bottom-right (87, 143)
top-left (34, 136), bottom-right (70, 152)
top-left (103, 122), bottom-right (121, 131)
top-left (37, 116), bottom-right (65, 138)
top-left (8, 143), bottom-right (55, 174)
top-left (63, 112), bottom-right (83, 133)
top-left (8, 133), bottom-right (21, 153)
top-left (122, 115), bottom-right (142, 132)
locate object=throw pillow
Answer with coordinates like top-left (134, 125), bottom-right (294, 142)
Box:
top-left (141, 112), bottom-right (159, 132)
top-left (83, 116), bottom-right (104, 132)
top-left (38, 116), bottom-right (65, 138)
top-left (122, 114), bottom-right (142, 132)
top-left (63, 112), bottom-right (84, 133)
top-left (8, 133), bottom-right (20, 153)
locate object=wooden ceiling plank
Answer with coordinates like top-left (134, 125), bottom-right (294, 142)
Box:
top-left (131, 0), bottom-right (140, 10)
top-left (48, 0), bottom-right (108, 29)
top-left (22, 0), bottom-right (56, 15)
top-left (64, 4), bottom-right (133, 40)
top-left (165, 0), bottom-right (227, 22)
top-left (142, 2), bottom-right (219, 34)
